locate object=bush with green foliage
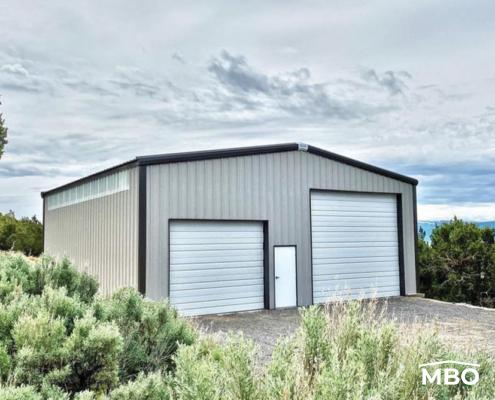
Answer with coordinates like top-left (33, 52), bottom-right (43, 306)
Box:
top-left (170, 300), bottom-right (495, 400)
top-left (419, 218), bottom-right (495, 307)
top-left (0, 252), bottom-right (195, 398)
top-left (0, 212), bottom-right (43, 256)
top-left (0, 251), bottom-right (493, 399)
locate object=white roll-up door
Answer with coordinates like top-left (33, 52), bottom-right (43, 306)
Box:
top-left (311, 191), bottom-right (400, 303)
top-left (169, 220), bottom-right (265, 316)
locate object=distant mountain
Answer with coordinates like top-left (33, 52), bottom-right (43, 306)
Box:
top-left (419, 221), bottom-right (495, 242)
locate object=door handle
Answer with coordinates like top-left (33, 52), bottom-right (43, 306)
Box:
top-left (275, 276), bottom-right (280, 279)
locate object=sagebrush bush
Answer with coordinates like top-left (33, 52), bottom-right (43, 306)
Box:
top-left (0, 385), bottom-right (42, 400)
top-left (108, 372), bottom-right (172, 400)
top-left (0, 251), bottom-right (494, 399)
top-left (172, 300), bottom-right (495, 400)
top-left (174, 335), bottom-right (261, 400)
top-left (98, 288), bottom-right (196, 382)
top-left (0, 252), bottom-right (195, 397)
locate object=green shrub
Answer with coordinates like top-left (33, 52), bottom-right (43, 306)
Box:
top-left (99, 288), bottom-right (196, 381)
top-left (0, 385), bottom-right (42, 400)
top-left (263, 301), bottom-right (495, 400)
top-left (1, 251), bottom-right (494, 399)
top-left (169, 300), bottom-right (495, 400)
top-left (173, 339), bottom-right (225, 400)
top-left (108, 372), bottom-right (172, 400)
top-left (42, 258), bottom-right (99, 304)
top-left (0, 212), bottom-right (43, 256)
top-left (63, 314), bottom-right (123, 393)
top-left (0, 253), bottom-right (98, 303)
top-left (0, 253), bottom-right (195, 397)
top-left (419, 218), bottom-right (495, 307)
top-left (11, 311), bottom-right (67, 387)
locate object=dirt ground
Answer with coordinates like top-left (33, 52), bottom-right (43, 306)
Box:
top-left (194, 297), bottom-right (495, 362)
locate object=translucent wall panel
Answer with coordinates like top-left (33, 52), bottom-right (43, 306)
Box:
top-left (47, 170), bottom-right (129, 210)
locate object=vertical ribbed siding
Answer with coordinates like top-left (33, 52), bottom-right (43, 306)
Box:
top-left (146, 150), bottom-right (417, 307)
top-left (44, 167), bottom-right (139, 295)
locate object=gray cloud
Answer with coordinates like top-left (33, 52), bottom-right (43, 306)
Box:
top-left (0, 164), bottom-right (64, 177)
top-left (208, 51), bottom-right (271, 93)
top-left (0, 63), bottom-right (29, 77)
top-left (361, 69), bottom-right (411, 96)
top-left (172, 52), bottom-right (186, 65)
top-left (0, 0), bottom-right (494, 220)
top-left (206, 50), bottom-right (404, 120)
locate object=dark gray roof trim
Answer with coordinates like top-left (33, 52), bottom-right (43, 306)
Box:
top-left (306, 145), bottom-right (418, 185)
top-left (41, 142), bottom-right (418, 197)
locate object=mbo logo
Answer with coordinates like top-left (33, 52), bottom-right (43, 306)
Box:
top-left (420, 361), bottom-right (480, 386)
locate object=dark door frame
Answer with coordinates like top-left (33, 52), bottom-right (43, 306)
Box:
top-left (167, 218), bottom-right (270, 310)
top-left (308, 188), bottom-right (407, 305)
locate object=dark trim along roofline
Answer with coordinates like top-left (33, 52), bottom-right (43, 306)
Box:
top-left (41, 142), bottom-right (418, 197)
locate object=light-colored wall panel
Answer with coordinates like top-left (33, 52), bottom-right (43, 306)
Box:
top-left (44, 167), bottom-right (139, 295)
top-left (146, 150), bottom-right (417, 306)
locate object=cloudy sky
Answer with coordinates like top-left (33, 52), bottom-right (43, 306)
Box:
top-left (0, 0), bottom-right (494, 221)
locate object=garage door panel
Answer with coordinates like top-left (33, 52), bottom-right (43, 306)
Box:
top-left (312, 221), bottom-right (397, 228)
top-left (314, 288), bottom-right (399, 304)
top-left (312, 239), bottom-right (399, 247)
top-left (171, 261), bottom-right (262, 272)
top-left (171, 243), bottom-right (263, 252)
top-left (178, 301), bottom-right (265, 317)
top-left (170, 221), bottom-right (264, 316)
top-left (171, 285), bottom-right (263, 302)
top-left (312, 231), bottom-right (398, 243)
top-left (312, 200), bottom-right (396, 208)
top-left (174, 296), bottom-right (264, 309)
top-left (171, 268), bottom-right (262, 280)
top-left (312, 191), bottom-right (396, 200)
top-left (313, 282), bottom-right (400, 296)
top-left (312, 201), bottom-right (397, 209)
top-left (312, 261), bottom-right (399, 275)
top-left (313, 273), bottom-right (399, 286)
top-left (311, 210), bottom-right (397, 218)
top-left (171, 251), bottom-right (263, 264)
top-left (171, 278), bottom-right (263, 290)
top-left (170, 237), bottom-right (263, 245)
top-left (311, 213), bottom-right (397, 221)
top-left (170, 231), bottom-right (263, 244)
top-left (171, 222), bottom-right (261, 232)
top-left (313, 246), bottom-right (398, 259)
top-left (311, 191), bottom-right (400, 302)
top-left (313, 256), bottom-right (398, 266)
top-left (312, 226), bottom-right (397, 233)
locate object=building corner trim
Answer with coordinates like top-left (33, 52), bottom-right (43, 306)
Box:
top-left (412, 186), bottom-right (420, 293)
top-left (42, 197), bottom-right (46, 253)
top-left (396, 194), bottom-right (406, 296)
top-left (138, 166), bottom-right (147, 295)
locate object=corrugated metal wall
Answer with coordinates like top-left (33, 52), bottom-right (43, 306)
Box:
top-left (44, 167), bottom-right (139, 295)
top-left (146, 150), bottom-right (417, 307)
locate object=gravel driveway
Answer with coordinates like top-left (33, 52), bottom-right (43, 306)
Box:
top-left (194, 297), bottom-right (495, 362)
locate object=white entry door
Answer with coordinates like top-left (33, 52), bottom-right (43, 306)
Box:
top-left (275, 246), bottom-right (297, 308)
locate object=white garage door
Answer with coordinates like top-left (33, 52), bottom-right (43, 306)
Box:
top-left (169, 221), bottom-right (265, 316)
top-left (311, 191), bottom-right (400, 303)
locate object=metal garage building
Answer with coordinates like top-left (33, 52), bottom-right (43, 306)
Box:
top-left (42, 143), bottom-right (419, 316)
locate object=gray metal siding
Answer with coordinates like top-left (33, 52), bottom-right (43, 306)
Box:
top-left (146, 150), bottom-right (417, 307)
top-left (44, 167), bottom-right (139, 295)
